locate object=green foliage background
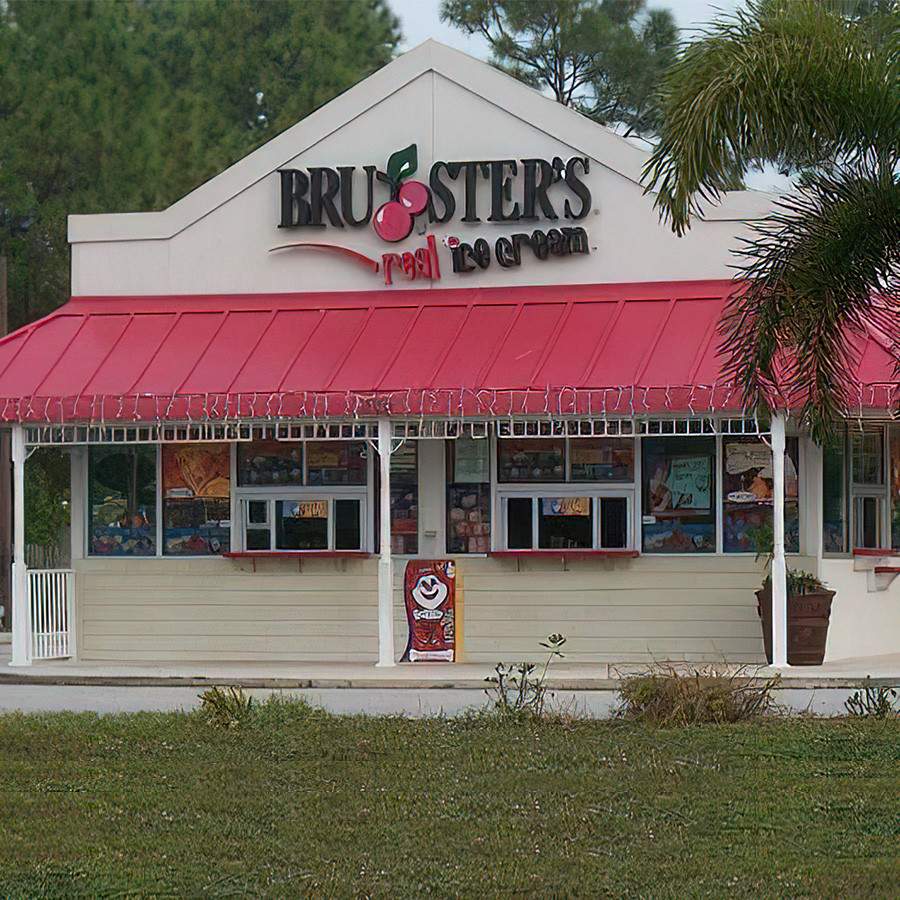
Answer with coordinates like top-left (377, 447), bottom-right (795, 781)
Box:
top-left (0, 0), bottom-right (401, 329)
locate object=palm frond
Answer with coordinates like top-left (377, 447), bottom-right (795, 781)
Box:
top-left (720, 163), bottom-right (900, 442)
top-left (642, 0), bottom-right (899, 234)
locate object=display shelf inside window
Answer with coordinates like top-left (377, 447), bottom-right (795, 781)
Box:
top-left (498, 438), bottom-right (565, 482)
top-left (88, 446), bottom-right (157, 556)
top-left (306, 441), bottom-right (367, 486)
top-left (237, 439), bottom-right (303, 486)
top-left (162, 444), bottom-right (230, 556)
top-left (570, 438), bottom-right (635, 482)
top-left (642, 437), bottom-right (716, 553)
top-left (390, 443), bottom-right (418, 554)
top-left (446, 437), bottom-right (491, 553)
top-left (722, 436), bottom-right (799, 553)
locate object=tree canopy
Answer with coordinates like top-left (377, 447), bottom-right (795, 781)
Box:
top-left (0, 0), bottom-right (400, 328)
top-left (643, 0), bottom-right (899, 441)
top-left (440, 0), bottom-right (677, 137)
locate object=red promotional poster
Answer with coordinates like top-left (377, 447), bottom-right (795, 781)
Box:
top-left (402, 560), bottom-right (456, 662)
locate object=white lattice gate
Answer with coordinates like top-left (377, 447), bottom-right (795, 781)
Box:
top-left (28, 569), bottom-right (74, 660)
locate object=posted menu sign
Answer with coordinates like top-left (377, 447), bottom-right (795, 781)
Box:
top-left (402, 560), bottom-right (456, 662)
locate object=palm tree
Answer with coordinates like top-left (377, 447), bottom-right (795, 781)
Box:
top-left (642, 0), bottom-right (899, 442)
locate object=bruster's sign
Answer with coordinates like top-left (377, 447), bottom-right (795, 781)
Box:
top-left (274, 144), bottom-right (593, 285)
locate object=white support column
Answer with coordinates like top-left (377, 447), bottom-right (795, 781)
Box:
top-left (9, 425), bottom-right (29, 666)
top-left (771, 413), bottom-right (789, 667)
top-left (376, 417), bottom-right (395, 667)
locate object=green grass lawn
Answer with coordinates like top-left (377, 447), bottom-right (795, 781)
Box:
top-left (1, 701), bottom-right (897, 898)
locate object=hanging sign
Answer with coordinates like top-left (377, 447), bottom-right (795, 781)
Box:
top-left (402, 560), bottom-right (456, 662)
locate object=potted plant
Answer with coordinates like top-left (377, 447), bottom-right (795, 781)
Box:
top-left (751, 524), bottom-right (835, 666)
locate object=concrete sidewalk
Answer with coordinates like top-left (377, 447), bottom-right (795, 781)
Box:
top-left (1, 643), bottom-right (897, 690)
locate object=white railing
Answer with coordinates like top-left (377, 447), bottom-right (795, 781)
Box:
top-left (28, 569), bottom-right (74, 660)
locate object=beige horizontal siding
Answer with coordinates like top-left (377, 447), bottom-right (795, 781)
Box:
top-left (75, 555), bottom-right (813, 665)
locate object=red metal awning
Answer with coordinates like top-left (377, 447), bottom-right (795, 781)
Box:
top-left (0, 280), bottom-right (894, 422)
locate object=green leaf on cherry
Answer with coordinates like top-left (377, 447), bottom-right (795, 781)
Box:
top-left (386, 143), bottom-right (417, 184)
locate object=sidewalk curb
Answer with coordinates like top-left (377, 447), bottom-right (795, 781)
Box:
top-left (0, 673), bottom-right (892, 690)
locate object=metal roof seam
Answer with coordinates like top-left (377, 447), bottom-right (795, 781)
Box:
top-left (124, 311), bottom-right (183, 394)
top-left (527, 299), bottom-right (575, 388)
top-left (174, 310), bottom-right (231, 395)
top-left (30, 314), bottom-right (93, 398)
top-left (472, 301), bottom-right (526, 388)
top-left (633, 297), bottom-right (678, 386)
top-left (687, 298), bottom-right (727, 385)
top-left (274, 309), bottom-right (327, 392)
top-left (224, 309), bottom-right (280, 394)
top-left (577, 298), bottom-right (626, 386)
top-left (424, 303), bottom-right (475, 387)
top-left (373, 303), bottom-right (426, 390)
top-left (322, 305), bottom-right (377, 390)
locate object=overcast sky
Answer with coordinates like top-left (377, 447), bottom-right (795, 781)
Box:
top-left (396, 0), bottom-right (742, 54)
top-left (392, 0), bottom-right (792, 191)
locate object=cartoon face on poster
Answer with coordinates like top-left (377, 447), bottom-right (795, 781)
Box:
top-left (402, 560), bottom-right (456, 662)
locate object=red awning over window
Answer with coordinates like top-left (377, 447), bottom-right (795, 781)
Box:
top-left (0, 280), bottom-right (894, 422)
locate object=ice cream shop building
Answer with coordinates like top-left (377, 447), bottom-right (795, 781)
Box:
top-left (3, 42), bottom-right (898, 671)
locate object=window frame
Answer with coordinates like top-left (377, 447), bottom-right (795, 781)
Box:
top-left (86, 443), bottom-right (160, 558)
top-left (497, 484), bottom-right (635, 551)
top-left (822, 424), bottom-right (892, 556)
top-left (237, 494), bottom-right (367, 552)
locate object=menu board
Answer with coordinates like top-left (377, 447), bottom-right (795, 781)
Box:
top-left (163, 444), bottom-right (230, 498)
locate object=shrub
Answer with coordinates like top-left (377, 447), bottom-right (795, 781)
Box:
top-left (484, 633), bottom-right (567, 717)
top-left (844, 678), bottom-right (898, 719)
top-left (198, 685), bottom-right (254, 729)
top-left (617, 665), bottom-right (779, 725)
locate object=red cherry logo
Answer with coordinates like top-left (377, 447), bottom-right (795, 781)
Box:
top-left (398, 180), bottom-right (429, 216)
top-left (373, 201), bottom-right (413, 242)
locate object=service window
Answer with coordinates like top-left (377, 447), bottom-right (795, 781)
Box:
top-left (722, 436), bottom-right (800, 553)
top-left (88, 446), bottom-right (157, 556)
top-left (642, 437), bottom-right (716, 553)
top-left (497, 436), bottom-right (636, 551)
top-left (446, 436), bottom-right (491, 554)
top-left (241, 497), bottom-right (364, 551)
top-left (235, 436), bottom-right (368, 552)
top-left (162, 443), bottom-right (231, 556)
top-left (501, 494), bottom-right (630, 550)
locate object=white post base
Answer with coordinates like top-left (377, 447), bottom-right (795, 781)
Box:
top-left (9, 426), bottom-right (29, 667)
top-left (375, 417), bottom-right (396, 667)
top-left (376, 555), bottom-right (395, 667)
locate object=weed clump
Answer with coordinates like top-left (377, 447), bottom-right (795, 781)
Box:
top-left (617, 665), bottom-right (779, 725)
top-left (844, 677), bottom-right (898, 719)
top-left (198, 685), bottom-right (254, 729)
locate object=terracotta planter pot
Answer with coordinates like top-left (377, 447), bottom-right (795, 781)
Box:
top-left (756, 583), bottom-right (835, 666)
